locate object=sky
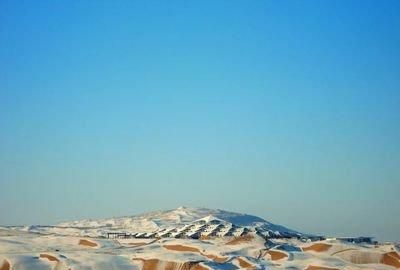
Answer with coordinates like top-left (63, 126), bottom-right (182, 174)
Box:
top-left (0, 1), bottom-right (399, 241)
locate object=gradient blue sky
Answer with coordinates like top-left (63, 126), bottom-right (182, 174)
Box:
top-left (1, 1), bottom-right (399, 241)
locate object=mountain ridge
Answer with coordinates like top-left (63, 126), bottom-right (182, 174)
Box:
top-left (53, 206), bottom-right (302, 238)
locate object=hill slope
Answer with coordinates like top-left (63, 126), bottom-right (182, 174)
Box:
top-left (21, 207), bottom-right (301, 238)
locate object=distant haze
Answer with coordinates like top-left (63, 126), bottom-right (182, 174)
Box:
top-left (0, 1), bottom-right (399, 242)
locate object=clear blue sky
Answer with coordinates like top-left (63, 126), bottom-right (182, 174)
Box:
top-left (1, 1), bottom-right (399, 241)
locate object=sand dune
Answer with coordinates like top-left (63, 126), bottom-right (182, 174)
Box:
top-left (305, 266), bottom-right (339, 270)
top-left (1, 227), bottom-right (398, 270)
top-left (204, 254), bottom-right (228, 263)
top-left (40, 253), bottom-right (59, 262)
top-left (333, 249), bottom-right (382, 264)
top-left (387, 251), bottom-right (400, 260)
top-left (163, 244), bottom-right (228, 263)
top-left (236, 257), bottom-right (256, 269)
top-left (331, 248), bottom-right (357, 256)
top-left (226, 235), bottom-right (254, 245)
top-left (264, 250), bottom-right (288, 261)
top-left (164, 244), bottom-right (201, 253)
top-left (302, 243), bottom-right (332, 252)
top-left (78, 239), bottom-right (98, 247)
top-left (133, 258), bottom-right (208, 270)
top-left (0, 260), bottom-right (10, 270)
top-left (332, 249), bottom-right (400, 268)
top-left (382, 252), bottom-right (400, 268)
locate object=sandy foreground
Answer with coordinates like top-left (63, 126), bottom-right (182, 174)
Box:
top-left (0, 229), bottom-right (399, 270)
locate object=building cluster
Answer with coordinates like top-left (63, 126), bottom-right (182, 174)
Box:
top-left (107, 216), bottom-right (248, 239)
top-left (106, 215), bottom-right (375, 244)
top-left (326, 236), bottom-right (375, 244)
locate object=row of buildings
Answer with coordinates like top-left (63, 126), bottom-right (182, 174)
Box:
top-left (107, 217), bottom-right (249, 239)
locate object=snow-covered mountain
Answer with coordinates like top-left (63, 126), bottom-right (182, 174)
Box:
top-left (3, 207), bottom-right (396, 270)
top-left (49, 206), bottom-right (302, 238)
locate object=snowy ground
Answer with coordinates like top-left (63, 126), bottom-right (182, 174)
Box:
top-left (1, 207), bottom-right (399, 270)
